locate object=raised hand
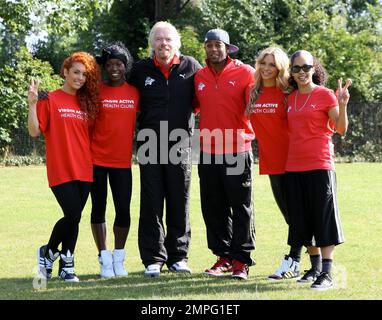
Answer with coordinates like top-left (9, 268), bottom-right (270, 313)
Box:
top-left (27, 79), bottom-right (42, 137)
top-left (234, 59), bottom-right (243, 66)
top-left (337, 78), bottom-right (352, 107)
top-left (28, 79), bottom-right (39, 106)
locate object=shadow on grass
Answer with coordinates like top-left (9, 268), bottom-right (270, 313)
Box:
top-left (0, 271), bottom-right (301, 300)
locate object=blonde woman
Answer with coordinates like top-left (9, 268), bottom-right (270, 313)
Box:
top-left (247, 47), bottom-right (304, 280)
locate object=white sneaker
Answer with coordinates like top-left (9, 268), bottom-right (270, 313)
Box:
top-left (268, 255), bottom-right (300, 280)
top-left (113, 249), bottom-right (128, 277)
top-left (169, 260), bottom-right (192, 273)
top-left (99, 250), bottom-right (115, 278)
top-left (144, 264), bottom-right (161, 277)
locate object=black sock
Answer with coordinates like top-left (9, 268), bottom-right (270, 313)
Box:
top-left (310, 254), bottom-right (322, 273)
top-left (288, 246), bottom-right (302, 262)
top-left (322, 259), bottom-right (333, 275)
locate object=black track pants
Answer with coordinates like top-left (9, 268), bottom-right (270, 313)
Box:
top-left (198, 151), bottom-right (255, 265)
top-left (138, 160), bottom-right (191, 267)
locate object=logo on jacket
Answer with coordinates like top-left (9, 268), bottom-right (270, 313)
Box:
top-left (287, 106), bottom-right (292, 113)
top-left (242, 180), bottom-right (251, 188)
top-left (145, 77), bottom-right (155, 87)
top-left (179, 73), bottom-right (186, 79)
top-left (198, 82), bottom-right (206, 91)
top-left (229, 81), bottom-right (236, 87)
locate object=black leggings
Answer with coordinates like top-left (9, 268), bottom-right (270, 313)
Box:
top-left (90, 165), bottom-right (132, 228)
top-left (269, 174), bottom-right (303, 260)
top-left (48, 180), bottom-right (91, 254)
top-left (269, 174), bottom-right (289, 224)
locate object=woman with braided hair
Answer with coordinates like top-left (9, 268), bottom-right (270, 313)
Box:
top-left (90, 42), bottom-right (139, 278)
top-left (28, 51), bottom-right (100, 282)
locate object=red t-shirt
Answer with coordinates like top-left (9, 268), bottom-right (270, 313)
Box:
top-left (91, 82), bottom-right (140, 168)
top-left (286, 86), bottom-right (338, 172)
top-left (250, 86), bottom-right (288, 174)
top-left (195, 57), bottom-right (255, 154)
top-left (37, 89), bottom-right (93, 187)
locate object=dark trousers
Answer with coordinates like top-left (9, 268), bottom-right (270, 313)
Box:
top-left (138, 159), bottom-right (191, 267)
top-left (198, 151), bottom-right (255, 265)
top-left (286, 170), bottom-right (345, 247)
top-left (48, 180), bottom-right (91, 254)
top-left (90, 165), bottom-right (132, 228)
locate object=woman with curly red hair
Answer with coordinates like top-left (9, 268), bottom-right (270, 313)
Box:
top-left (28, 51), bottom-right (100, 282)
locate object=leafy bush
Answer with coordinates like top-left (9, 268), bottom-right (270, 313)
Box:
top-left (1, 154), bottom-right (45, 167)
top-left (0, 46), bottom-right (61, 154)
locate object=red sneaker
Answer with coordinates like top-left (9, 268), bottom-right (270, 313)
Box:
top-left (203, 257), bottom-right (232, 277)
top-left (231, 259), bottom-right (249, 280)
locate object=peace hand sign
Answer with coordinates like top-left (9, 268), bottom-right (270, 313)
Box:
top-left (28, 79), bottom-right (39, 106)
top-left (337, 78), bottom-right (352, 107)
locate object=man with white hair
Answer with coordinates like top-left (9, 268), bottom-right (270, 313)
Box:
top-left (129, 21), bottom-right (201, 277)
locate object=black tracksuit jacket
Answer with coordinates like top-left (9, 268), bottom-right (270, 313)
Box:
top-left (130, 55), bottom-right (201, 135)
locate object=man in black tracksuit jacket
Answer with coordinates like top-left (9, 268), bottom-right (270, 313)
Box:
top-left (129, 21), bottom-right (201, 277)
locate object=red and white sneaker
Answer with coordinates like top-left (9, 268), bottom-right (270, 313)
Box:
top-left (231, 259), bottom-right (249, 280)
top-left (203, 257), bottom-right (232, 277)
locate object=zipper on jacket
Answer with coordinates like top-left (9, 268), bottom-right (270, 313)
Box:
top-left (166, 79), bottom-right (170, 102)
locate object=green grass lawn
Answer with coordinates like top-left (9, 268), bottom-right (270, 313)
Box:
top-left (0, 163), bottom-right (381, 300)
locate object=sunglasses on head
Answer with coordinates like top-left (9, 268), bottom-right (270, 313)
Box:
top-left (291, 64), bottom-right (313, 73)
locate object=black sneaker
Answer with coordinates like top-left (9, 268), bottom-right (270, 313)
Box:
top-left (311, 272), bottom-right (333, 291)
top-left (37, 245), bottom-right (59, 279)
top-left (297, 268), bottom-right (320, 283)
top-left (58, 250), bottom-right (79, 282)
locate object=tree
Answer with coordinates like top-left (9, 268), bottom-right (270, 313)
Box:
top-left (154, 0), bottom-right (194, 21)
top-left (197, 0), bottom-right (382, 101)
top-left (0, 46), bottom-right (61, 154)
top-left (0, 0), bottom-right (33, 65)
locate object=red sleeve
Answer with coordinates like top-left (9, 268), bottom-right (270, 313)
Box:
top-left (88, 116), bottom-right (95, 139)
top-left (324, 89), bottom-right (338, 112)
top-left (36, 99), bottom-right (50, 133)
top-left (136, 92), bottom-right (141, 112)
top-left (245, 67), bottom-right (256, 105)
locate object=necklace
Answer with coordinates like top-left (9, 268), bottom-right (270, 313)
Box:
top-left (294, 88), bottom-right (314, 112)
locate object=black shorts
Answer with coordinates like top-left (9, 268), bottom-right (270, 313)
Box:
top-left (285, 170), bottom-right (345, 247)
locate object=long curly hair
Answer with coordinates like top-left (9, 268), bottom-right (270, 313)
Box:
top-left (288, 50), bottom-right (328, 89)
top-left (246, 47), bottom-right (289, 114)
top-left (246, 47), bottom-right (291, 114)
top-left (60, 52), bottom-right (100, 119)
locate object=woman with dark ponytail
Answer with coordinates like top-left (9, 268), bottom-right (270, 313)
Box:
top-left (285, 50), bottom-right (351, 290)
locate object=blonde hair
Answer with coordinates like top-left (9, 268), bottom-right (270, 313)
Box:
top-left (247, 47), bottom-right (290, 114)
top-left (148, 21), bottom-right (181, 58)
